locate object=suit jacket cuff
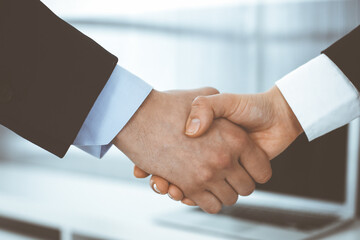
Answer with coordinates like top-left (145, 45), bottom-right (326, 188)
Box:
top-left (73, 65), bottom-right (152, 158)
top-left (322, 25), bottom-right (360, 91)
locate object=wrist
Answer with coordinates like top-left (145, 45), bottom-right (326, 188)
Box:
top-left (268, 86), bottom-right (303, 138)
top-left (113, 89), bottom-right (161, 154)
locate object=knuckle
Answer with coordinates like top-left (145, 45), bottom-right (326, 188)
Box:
top-left (227, 131), bottom-right (248, 149)
top-left (198, 168), bottom-right (215, 183)
top-left (192, 96), bottom-right (209, 108)
top-left (235, 134), bottom-right (249, 147)
top-left (214, 152), bottom-right (233, 169)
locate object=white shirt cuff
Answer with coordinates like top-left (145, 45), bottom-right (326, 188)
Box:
top-left (73, 65), bottom-right (153, 158)
top-left (276, 54), bottom-right (360, 141)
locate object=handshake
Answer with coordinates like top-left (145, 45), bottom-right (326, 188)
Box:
top-left (113, 86), bottom-right (303, 214)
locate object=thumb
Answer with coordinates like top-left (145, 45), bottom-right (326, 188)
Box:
top-left (185, 93), bottom-right (240, 137)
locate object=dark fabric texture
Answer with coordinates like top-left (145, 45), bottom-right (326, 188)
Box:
top-left (0, 0), bottom-right (118, 157)
top-left (322, 25), bottom-right (360, 91)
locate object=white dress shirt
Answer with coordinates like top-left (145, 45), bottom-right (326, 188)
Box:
top-left (276, 54), bottom-right (360, 141)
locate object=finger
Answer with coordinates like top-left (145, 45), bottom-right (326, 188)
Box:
top-left (185, 94), bottom-right (240, 137)
top-left (150, 176), bottom-right (169, 195)
top-left (181, 198), bottom-right (197, 206)
top-left (191, 191), bottom-right (222, 214)
top-left (226, 163), bottom-right (256, 196)
top-left (195, 87), bottom-right (220, 96)
top-left (208, 180), bottom-right (238, 206)
top-left (167, 184), bottom-right (184, 201)
top-left (167, 87), bottom-right (219, 97)
top-left (133, 166), bottom-right (150, 178)
top-left (239, 142), bottom-right (272, 184)
top-left (225, 125), bottom-right (272, 184)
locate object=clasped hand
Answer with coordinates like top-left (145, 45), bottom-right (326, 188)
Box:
top-left (113, 87), bottom-right (303, 214)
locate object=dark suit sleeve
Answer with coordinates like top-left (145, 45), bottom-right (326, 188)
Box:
top-left (322, 25), bottom-right (360, 91)
top-left (0, 0), bottom-right (118, 157)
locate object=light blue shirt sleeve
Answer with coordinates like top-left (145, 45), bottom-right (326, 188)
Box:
top-left (73, 65), bottom-right (153, 158)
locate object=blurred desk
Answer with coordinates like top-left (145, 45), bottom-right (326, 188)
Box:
top-left (0, 161), bottom-right (220, 240)
top-left (0, 161), bottom-right (358, 240)
top-left (323, 221), bottom-right (360, 240)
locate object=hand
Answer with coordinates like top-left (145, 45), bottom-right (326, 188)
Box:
top-left (113, 88), bottom-right (272, 213)
top-left (137, 86), bottom-right (303, 205)
top-left (185, 86), bottom-right (303, 159)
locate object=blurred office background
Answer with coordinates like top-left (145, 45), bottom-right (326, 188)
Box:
top-left (0, 0), bottom-right (359, 239)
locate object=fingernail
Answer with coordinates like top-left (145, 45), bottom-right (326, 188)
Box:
top-left (186, 118), bottom-right (200, 135)
top-left (153, 183), bottom-right (161, 194)
top-left (168, 193), bottom-right (174, 200)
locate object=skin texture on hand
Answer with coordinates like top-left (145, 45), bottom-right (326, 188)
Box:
top-left (185, 86), bottom-right (303, 159)
top-left (135, 86), bottom-right (303, 206)
top-left (114, 88), bottom-right (272, 213)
